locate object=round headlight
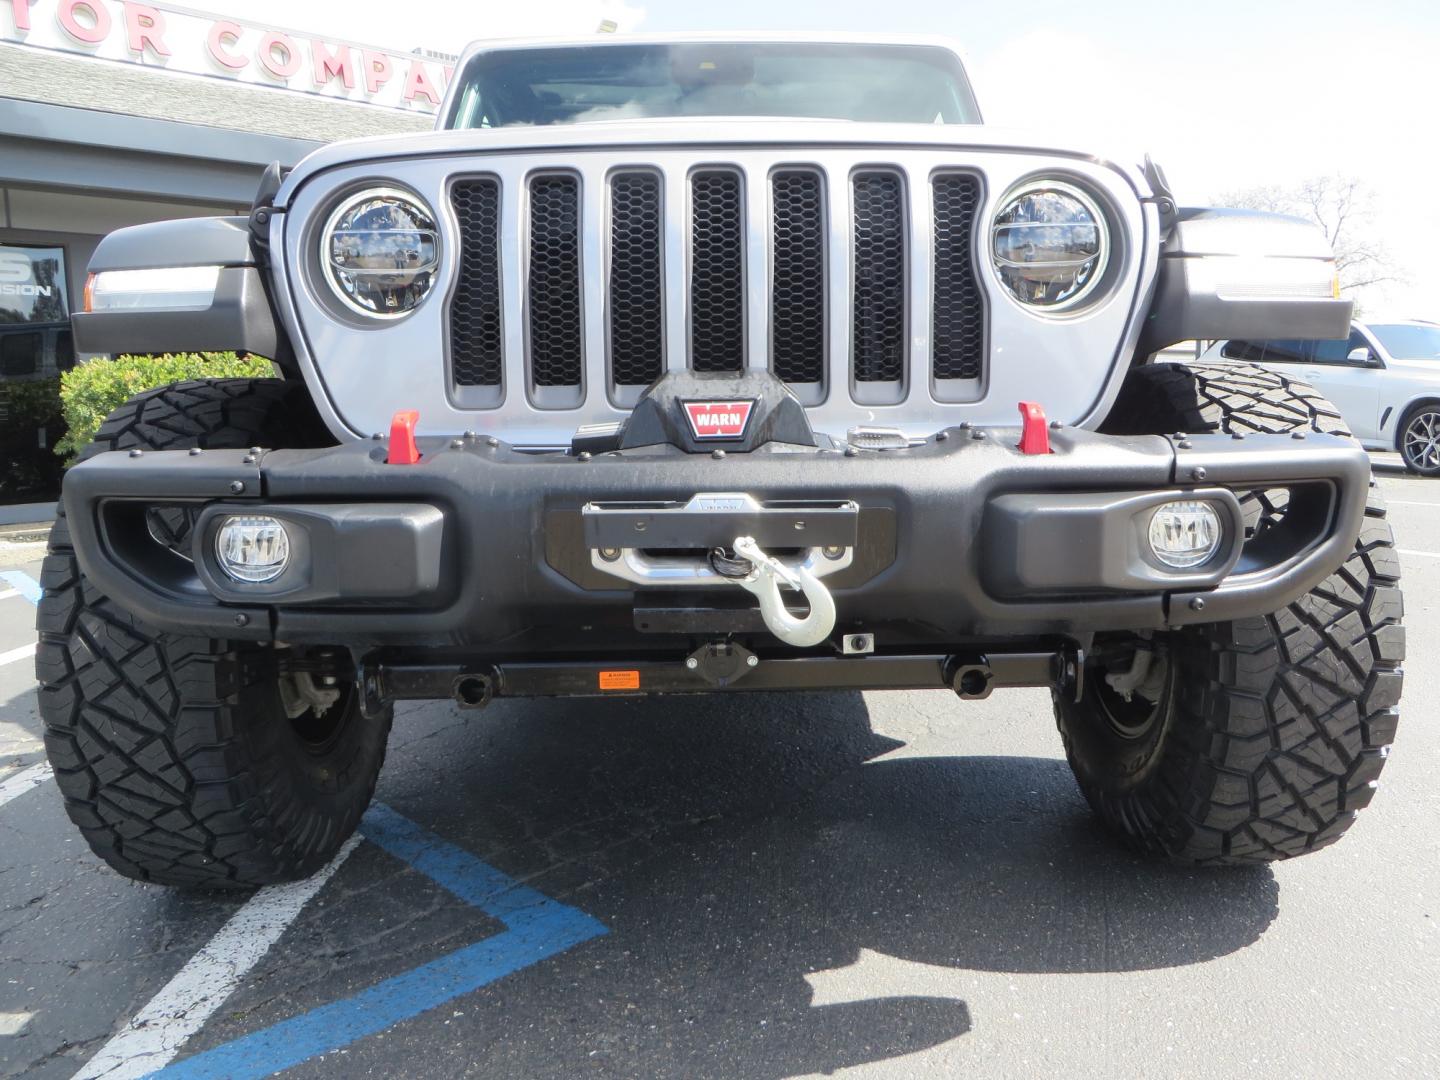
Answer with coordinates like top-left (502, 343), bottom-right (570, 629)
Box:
top-left (321, 188), bottom-right (438, 318)
top-left (992, 181), bottom-right (1109, 311)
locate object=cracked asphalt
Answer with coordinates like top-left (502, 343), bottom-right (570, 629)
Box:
top-left (1, 466), bottom-right (1438, 1078)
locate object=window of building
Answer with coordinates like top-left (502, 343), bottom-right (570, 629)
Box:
top-left (0, 245), bottom-right (70, 326)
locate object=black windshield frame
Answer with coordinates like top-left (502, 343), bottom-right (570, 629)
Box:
top-left (444, 42), bottom-right (983, 129)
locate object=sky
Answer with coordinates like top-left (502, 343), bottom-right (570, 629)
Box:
top-left (236, 0), bottom-right (1440, 316)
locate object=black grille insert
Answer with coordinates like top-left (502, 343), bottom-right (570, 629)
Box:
top-left (689, 170), bottom-right (745, 372)
top-left (449, 178), bottom-right (503, 387)
top-left (609, 172), bottom-right (665, 386)
top-left (771, 170), bottom-right (826, 385)
top-left (931, 173), bottom-right (985, 381)
top-left (851, 171), bottom-right (907, 383)
top-left (528, 174), bottom-right (583, 388)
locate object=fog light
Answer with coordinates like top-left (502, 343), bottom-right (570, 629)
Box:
top-left (215, 516), bottom-right (290, 583)
top-left (1148, 501), bottom-right (1222, 569)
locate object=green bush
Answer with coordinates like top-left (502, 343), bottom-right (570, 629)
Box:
top-left (55, 352), bottom-right (272, 461)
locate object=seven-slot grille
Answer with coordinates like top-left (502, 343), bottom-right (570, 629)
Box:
top-left (448, 164), bottom-right (985, 402)
top-left (448, 178), bottom-right (504, 388)
top-left (770, 169), bottom-right (826, 385)
top-left (851, 171), bottom-right (908, 385)
top-left (689, 170), bottom-right (747, 373)
top-left (526, 174), bottom-right (583, 389)
top-left (608, 171), bottom-right (665, 387)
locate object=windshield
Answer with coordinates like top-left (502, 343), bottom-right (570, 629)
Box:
top-left (1370, 324), bottom-right (1440, 360)
top-left (446, 43), bottom-right (981, 128)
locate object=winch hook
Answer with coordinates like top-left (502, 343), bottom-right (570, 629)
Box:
top-left (730, 536), bottom-right (837, 648)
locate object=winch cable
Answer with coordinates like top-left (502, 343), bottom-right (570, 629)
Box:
top-left (709, 546), bottom-right (754, 579)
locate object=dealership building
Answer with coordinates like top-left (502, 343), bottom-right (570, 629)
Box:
top-left (0, 0), bottom-right (452, 505)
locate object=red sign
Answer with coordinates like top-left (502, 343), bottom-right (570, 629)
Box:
top-left (1, 0), bottom-right (451, 112)
top-left (683, 400), bottom-right (755, 440)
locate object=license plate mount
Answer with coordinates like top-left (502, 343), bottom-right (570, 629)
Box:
top-left (581, 492), bottom-right (858, 551)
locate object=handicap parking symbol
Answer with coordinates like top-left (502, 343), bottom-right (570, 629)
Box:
top-left (151, 803), bottom-right (607, 1079)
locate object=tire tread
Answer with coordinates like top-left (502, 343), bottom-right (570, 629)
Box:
top-left (36, 379), bottom-right (386, 888)
top-left (1067, 360), bottom-right (1404, 864)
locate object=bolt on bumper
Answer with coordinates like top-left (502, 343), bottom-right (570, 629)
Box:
top-left (58, 424), bottom-right (1371, 650)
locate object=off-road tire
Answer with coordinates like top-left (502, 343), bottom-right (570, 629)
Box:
top-left (36, 379), bottom-right (392, 888)
top-left (1055, 361), bottom-right (1404, 863)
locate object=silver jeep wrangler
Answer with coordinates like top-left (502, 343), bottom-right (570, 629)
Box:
top-left (45, 34), bottom-right (1402, 887)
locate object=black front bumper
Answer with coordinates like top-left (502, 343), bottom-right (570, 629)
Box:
top-left (61, 424), bottom-right (1370, 654)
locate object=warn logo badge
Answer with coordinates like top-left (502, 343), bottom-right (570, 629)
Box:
top-left (683, 400), bottom-right (755, 440)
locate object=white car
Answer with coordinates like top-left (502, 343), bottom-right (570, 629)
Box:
top-left (1203, 320), bottom-right (1440, 474)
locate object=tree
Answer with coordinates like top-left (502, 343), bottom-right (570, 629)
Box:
top-left (1219, 174), bottom-right (1397, 294)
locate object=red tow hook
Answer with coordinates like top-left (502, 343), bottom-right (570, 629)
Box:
top-left (387, 409), bottom-right (421, 465)
top-left (1017, 401), bottom-right (1051, 455)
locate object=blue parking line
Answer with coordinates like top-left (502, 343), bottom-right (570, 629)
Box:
top-left (0, 570), bottom-right (41, 606)
top-left (153, 803), bottom-right (608, 1080)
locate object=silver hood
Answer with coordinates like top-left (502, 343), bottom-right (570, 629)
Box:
top-left (274, 119), bottom-right (1156, 210)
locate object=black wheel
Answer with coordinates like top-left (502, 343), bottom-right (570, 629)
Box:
top-left (36, 380), bottom-right (393, 888)
top-left (1397, 401), bottom-right (1440, 476)
top-left (1057, 361), bottom-right (1405, 864)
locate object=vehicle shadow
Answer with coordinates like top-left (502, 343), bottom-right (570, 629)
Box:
top-left (370, 689), bottom-right (1280, 1078)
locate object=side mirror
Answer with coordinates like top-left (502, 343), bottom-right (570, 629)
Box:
top-left (1347, 347), bottom-right (1381, 367)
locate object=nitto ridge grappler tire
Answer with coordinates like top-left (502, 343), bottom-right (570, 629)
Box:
top-left (36, 379), bottom-right (393, 888)
top-left (1056, 361), bottom-right (1405, 864)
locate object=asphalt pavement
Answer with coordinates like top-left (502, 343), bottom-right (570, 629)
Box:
top-left (1, 465), bottom-right (1437, 1079)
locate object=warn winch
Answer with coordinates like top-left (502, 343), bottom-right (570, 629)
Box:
top-left (582, 492), bottom-right (853, 647)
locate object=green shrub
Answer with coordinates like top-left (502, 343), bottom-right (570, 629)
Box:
top-left (55, 352), bottom-right (272, 461)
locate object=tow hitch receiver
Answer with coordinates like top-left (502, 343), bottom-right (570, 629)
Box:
top-left (583, 493), bottom-right (855, 647)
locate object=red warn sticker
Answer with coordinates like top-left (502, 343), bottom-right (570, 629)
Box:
top-left (683, 400), bottom-right (755, 440)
